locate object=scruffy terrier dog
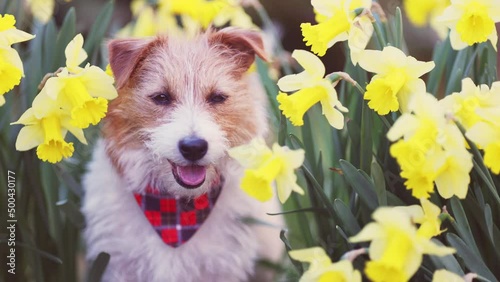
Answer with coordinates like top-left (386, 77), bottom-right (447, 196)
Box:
top-left (82, 28), bottom-right (283, 281)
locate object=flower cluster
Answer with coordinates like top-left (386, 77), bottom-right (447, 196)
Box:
top-left (228, 138), bottom-right (305, 203)
top-left (388, 93), bottom-right (473, 199)
top-left (12, 34), bottom-right (117, 163)
top-left (119, 0), bottom-right (255, 38)
top-left (350, 199), bottom-right (455, 282)
top-left (277, 49), bottom-right (348, 129)
top-left (0, 14), bottom-right (35, 105)
top-left (441, 78), bottom-right (500, 174)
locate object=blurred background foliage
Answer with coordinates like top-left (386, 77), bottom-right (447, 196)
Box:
top-left (0, 0), bottom-right (499, 282)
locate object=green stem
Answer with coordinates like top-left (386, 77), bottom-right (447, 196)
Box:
top-left (373, 21), bottom-right (387, 49)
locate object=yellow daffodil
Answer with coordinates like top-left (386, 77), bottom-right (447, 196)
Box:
top-left (277, 49), bottom-right (348, 128)
top-left (404, 0), bottom-right (450, 27)
top-left (0, 14), bottom-right (35, 105)
top-left (212, 0), bottom-right (255, 29)
top-left (358, 46), bottom-right (435, 115)
top-left (41, 34), bottom-right (117, 128)
top-left (65, 34), bottom-right (87, 73)
top-left (289, 247), bottom-right (361, 282)
top-left (432, 269), bottom-right (465, 282)
top-left (301, 0), bottom-right (372, 56)
top-left (440, 78), bottom-right (500, 129)
top-left (467, 121), bottom-right (500, 174)
top-left (118, 5), bottom-right (181, 38)
top-left (388, 93), bottom-right (473, 199)
top-left (26, 0), bottom-right (55, 24)
top-left (12, 93), bottom-right (87, 163)
top-left (0, 45), bottom-right (24, 104)
top-left (397, 198), bottom-right (444, 239)
top-left (0, 14), bottom-right (36, 46)
top-left (228, 138), bottom-right (305, 203)
top-left (438, 0), bottom-right (500, 50)
top-left (441, 78), bottom-right (500, 174)
top-left (404, 0), bottom-right (450, 38)
top-left (350, 207), bottom-right (455, 282)
top-left (44, 67), bottom-right (116, 129)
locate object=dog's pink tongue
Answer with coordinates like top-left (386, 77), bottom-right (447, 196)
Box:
top-left (177, 165), bottom-right (206, 186)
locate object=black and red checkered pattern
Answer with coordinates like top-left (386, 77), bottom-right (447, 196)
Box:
top-left (133, 185), bottom-right (220, 248)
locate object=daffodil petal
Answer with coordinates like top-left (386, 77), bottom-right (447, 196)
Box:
top-left (387, 114), bottom-right (419, 141)
top-left (79, 66), bottom-right (118, 99)
top-left (291, 49), bottom-right (326, 80)
top-left (15, 125), bottom-right (44, 151)
top-left (65, 34), bottom-right (88, 72)
top-left (349, 222), bottom-right (384, 243)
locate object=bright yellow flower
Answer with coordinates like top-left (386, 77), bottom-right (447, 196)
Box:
top-left (397, 198), bottom-right (444, 239)
top-left (167, 0), bottom-right (227, 28)
top-left (44, 67), bottom-right (116, 129)
top-left (0, 14), bottom-right (35, 104)
top-left (228, 138), bottom-right (305, 203)
top-left (467, 121), bottom-right (500, 174)
top-left (12, 93), bottom-right (87, 163)
top-left (65, 34), bottom-right (87, 73)
top-left (289, 247), bottom-right (361, 282)
top-left (118, 5), bottom-right (181, 38)
top-left (441, 78), bottom-right (500, 174)
top-left (26, 0), bottom-right (55, 24)
top-left (440, 78), bottom-right (500, 129)
top-left (301, 0), bottom-right (372, 56)
top-left (0, 14), bottom-right (36, 46)
top-left (350, 207), bottom-right (455, 282)
top-left (404, 0), bottom-right (450, 27)
top-left (358, 46), bottom-right (435, 115)
top-left (439, 0), bottom-right (500, 50)
top-left (0, 45), bottom-right (23, 104)
top-left (277, 49), bottom-right (348, 128)
top-left (388, 93), bottom-right (473, 199)
top-left (432, 269), bottom-right (465, 282)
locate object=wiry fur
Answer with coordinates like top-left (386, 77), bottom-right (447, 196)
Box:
top-left (82, 28), bottom-right (283, 281)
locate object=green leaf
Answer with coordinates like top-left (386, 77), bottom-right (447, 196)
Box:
top-left (333, 199), bottom-right (361, 236)
top-left (86, 252), bottom-right (111, 282)
top-left (449, 197), bottom-right (481, 258)
top-left (370, 161), bottom-right (387, 206)
top-left (445, 48), bottom-right (471, 95)
top-left (484, 204), bottom-right (494, 247)
top-left (428, 239), bottom-right (464, 276)
top-left (280, 230), bottom-right (304, 275)
top-left (56, 199), bottom-right (86, 229)
top-left (446, 233), bottom-right (496, 281)
top-left (339, 159), bottom-right (379, 210)
top-left (266, 207), bottom-right (328, 216)
top-left (52, 7), bottom-right (77, 70)
top-left (427, 36), bottom-right (453, 94)
top-left (42, 19), bottom-right (57, 74)
top-left (83, 0), bottom-right (114, 61)
top-left (393, 7), bottom-right (403, 49)
top-left (360, 101), bottom-right (372, 174)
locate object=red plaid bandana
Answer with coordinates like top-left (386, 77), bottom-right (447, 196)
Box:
top-left (133, 185), bottom-right (221, 248)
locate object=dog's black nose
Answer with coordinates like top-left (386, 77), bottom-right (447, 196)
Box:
top-left (178, 137), bottom-right (208, 161)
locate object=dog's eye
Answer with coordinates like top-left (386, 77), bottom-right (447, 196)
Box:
top-left (151, 93), bottom-right (172, 105)
top-left (207, 92), bottom-right (227, 104)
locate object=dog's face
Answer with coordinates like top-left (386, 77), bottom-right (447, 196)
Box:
top-left (103, 28), bottom-right (268, 197)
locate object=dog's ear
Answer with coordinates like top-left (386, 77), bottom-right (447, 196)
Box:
top-left (108, 38), bottom-right (151, 89)
top-left (209, 27), bottom-right (269, 73)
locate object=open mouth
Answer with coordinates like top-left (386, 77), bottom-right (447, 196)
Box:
top-left (170, 162), bottom-right (207, 189)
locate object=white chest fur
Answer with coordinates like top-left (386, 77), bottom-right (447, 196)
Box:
top-left (82, 141), bottom-right (266, 282)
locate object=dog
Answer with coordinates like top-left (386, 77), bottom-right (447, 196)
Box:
top-left (82, 27), bottom-right (284, 281)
